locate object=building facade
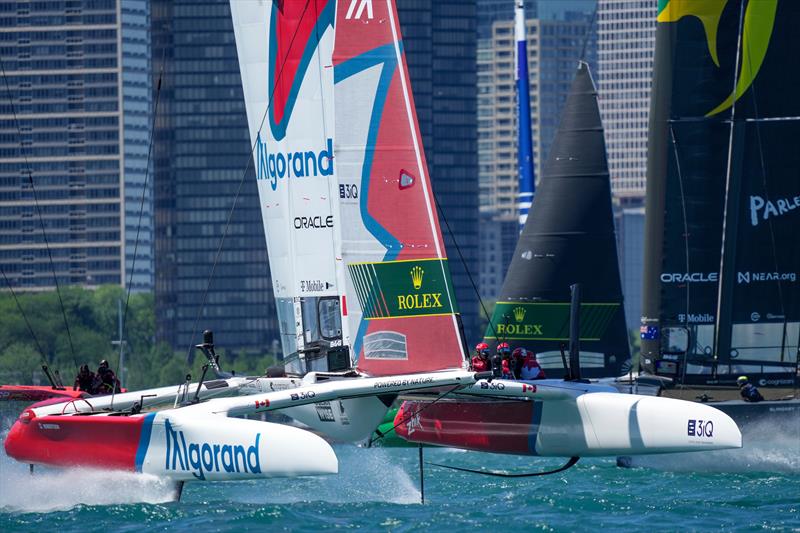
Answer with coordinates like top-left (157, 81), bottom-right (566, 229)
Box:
top-left (152, 0), bottom-right (277, 353)
top-left (0, 0), bottom-right (153, 291)
top-left (478, 14), bottom-right (596, 219)
top-left (597, 0), bottom-right (655, 200)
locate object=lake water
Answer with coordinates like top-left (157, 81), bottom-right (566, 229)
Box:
top-left (1, 420), bottom-right (798, 532)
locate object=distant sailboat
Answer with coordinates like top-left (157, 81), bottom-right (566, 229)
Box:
top-left (485, 60), bottom-right (631, 379)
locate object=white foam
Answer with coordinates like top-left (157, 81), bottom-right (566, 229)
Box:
top-left (0, 458), bottom-right (178, 512)
top-left (231, 445), bottom-right (421, 505)
top-left (630, 418), bottom-right (800, 473)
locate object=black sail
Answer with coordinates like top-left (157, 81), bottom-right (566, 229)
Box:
top-left (485, 62), bottom-right (630, 378)
top-left (642, 0), bottom-right (800, 387)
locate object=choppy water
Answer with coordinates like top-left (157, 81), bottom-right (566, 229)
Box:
top-left (1, 423), bottom-right (798, 532)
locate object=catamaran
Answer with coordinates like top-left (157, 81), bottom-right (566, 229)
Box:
top-left (638, 0), bottom-right (799, 426)
top-left (3, 0), bottom-right (743, 491)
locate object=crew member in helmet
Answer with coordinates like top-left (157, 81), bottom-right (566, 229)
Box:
top-left (471, 342), bottom-right (491, 372)
top-left (93, 359), bottom-right (121, 395)
top-left (73, 364), bottom-right (95, 392)
top-left (737, 376), bottom-right (764, 402)
top-left (520, 350), bottom-right (546, 380)
top-left (497, 342), bottom-right (514, 379)
top-left (511, 347), bottom-right (527, 378)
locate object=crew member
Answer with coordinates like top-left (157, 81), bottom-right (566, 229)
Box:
top-left (520, 350), bottom-right (546, 380)
top-left (93, 359), bottom-right (121, 395)
top-left (497, 342), bottom-right (513, 379)
top-left (73, 364), bottom-right (95, 392)
top-left (737, 376), bottom-right (764, 403)
top-left (471, 342), bottom-right (491, 372)
top-left (511, 347), bottom-right (527, 378)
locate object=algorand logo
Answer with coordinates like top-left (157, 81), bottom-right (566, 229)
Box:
top-left (164, 419), bottom-right (262, 480)
top-left (256, 134), bottom-right (334, 191)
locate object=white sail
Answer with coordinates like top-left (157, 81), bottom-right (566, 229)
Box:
top-left (230, 1), bottom-right (347, 373)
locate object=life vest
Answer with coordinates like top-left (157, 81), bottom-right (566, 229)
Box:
top-left (471, 356), bottom-right (489, 372)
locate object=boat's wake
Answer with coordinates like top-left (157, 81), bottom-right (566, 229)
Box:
top-left (0, 461), bottom-right (177, 512)
top-left (230, 445), bottom-right (421, 505)
top-left (629, 418), bottom-right (800, 473)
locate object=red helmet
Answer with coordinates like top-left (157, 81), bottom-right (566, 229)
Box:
top-left (512, 347), bottom-right (526, 359)
top-left (497, 342), bottom-right (511, 354)
top-left (475, 342), bottom-right (489, 352)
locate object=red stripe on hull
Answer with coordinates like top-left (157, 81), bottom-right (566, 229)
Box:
top-left (0, 385), bottom-right (86, 403)
top-left (395, 399), bottom-right (537, 455)
top-left (4, 414), bottom-right (145, 470)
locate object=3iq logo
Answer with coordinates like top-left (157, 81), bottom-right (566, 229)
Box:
top-left (687, 419), bottom-right (714, 438)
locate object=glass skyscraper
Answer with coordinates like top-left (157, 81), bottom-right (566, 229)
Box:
top-left (397, 0), bottom-right (481, 342)
top-left (152, 0), bottom-right (278, 353)
top-left (0, 0), bottom-right (153, 292)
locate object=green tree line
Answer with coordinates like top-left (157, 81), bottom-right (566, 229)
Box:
top-left (0, 286), bottom-right (279, 389)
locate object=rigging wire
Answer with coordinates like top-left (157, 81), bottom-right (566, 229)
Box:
top-left (430, 191), bottom-right (499, 342)
top-left (185, 0), bottom-right (315, 361)
top-left (0, 55), bottom-right (78, 371)
top-left (109, 48), bottom-right (168, 407)
top-left (117, 49), bottom-right (167, 381)
top-left (1, 266), bottom-right (49, 367)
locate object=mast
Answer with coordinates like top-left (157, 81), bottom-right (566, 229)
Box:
top-left (515, 0), bottom-right (535, 233)
top-left (713, 1), bottom-right (747, 369)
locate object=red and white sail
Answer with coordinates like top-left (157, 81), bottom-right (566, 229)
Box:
top-left (231, 0), bottom-right (466, 375)
top-left (332, 0), bottom-right (466, 374)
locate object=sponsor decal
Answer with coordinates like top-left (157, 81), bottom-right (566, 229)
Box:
top-left (339, 183), bottom-right (359, 200)
top-left (405, 411), bottom-right (422, 435)
top-left (290, 390), bottom-right (316, 401)
top-left (348, 259), bottom-right (458, 319)
top-left (737, 271), bottom-right (796, 284)
top-left (750, 195), bottom-right (800, 227)
top-left (253, 399), bottom-right (270, 409)
top-left (373, 376), bottom-right (434, 389)
top-left (479, 381), bottom-right (505, 391)
top-left (660, 272), bottom-right (718, 284)
top-left (164, 419), bottom-right (261, 480)
top-left (255, 135), bottom-right (334, 191)
top-left (345, 0), bottom-right (373, 20)
top-left (758, 378), bottom-right (796, 387)
top-left (294, 215), bottom-right (334, 230)
top-left (38, 423), bottom-right (60, 430)
top-left (300, 280), bottom-right (334, 293)
top-left (521, 384), bottom-right (537, 394)
top-left (677, 313), bottom-right (715, 324)
top-left (487, 302), bottom-right (619, 341)
top-left (687, 419), bottom-right (714, 438)
top-left (315, 402), bottom-right (335, 422)
top-left (751, 312), bottom-right (761, 322)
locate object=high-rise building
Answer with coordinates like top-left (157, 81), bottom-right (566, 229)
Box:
top-left (478, 13), bottom-right (596, 219)
top-left (398, 0), bottom-right (481, 341)
top-left (0, 0), bottom-right (153, 291)
top-left (597, 0), bottom-right (655, 200)
top-left (617, 206), bottom-right (645, 331)
top-left (152, 0), bottom-right (277, 353)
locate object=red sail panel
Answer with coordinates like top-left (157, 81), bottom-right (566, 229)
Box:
top-left (333, 0), bottom-right (466, 375)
